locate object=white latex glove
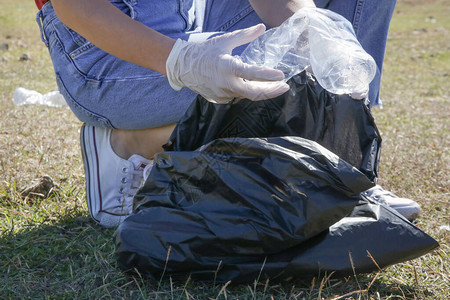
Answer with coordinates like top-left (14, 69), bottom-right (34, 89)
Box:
top-left (166, 24), bottom-right (290, 104)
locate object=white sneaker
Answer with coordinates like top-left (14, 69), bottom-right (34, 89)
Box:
top-left (363, 185), bottom-right (421, 221)
top-left (80, 124), bottom-right (153, 227)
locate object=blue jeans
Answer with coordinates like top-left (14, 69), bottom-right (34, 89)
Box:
top-left (315, 0), bottom-right (397, 107)
top-left (37, 0), bottom-right (396, 129)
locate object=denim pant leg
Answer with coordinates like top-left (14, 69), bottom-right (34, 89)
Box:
top-left (39, 1), bottom-right (199, 129)
top-left (315, 0), bottom-right (397, 106)
top-left (201, 0), bottom-right (264, 55)
top-left (38, 0), bottom-right (263, 129)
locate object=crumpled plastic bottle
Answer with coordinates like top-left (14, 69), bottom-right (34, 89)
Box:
top-left (12, 87), bottom-right (67, 107)
top-left (240, 8), bottom-right (376, 98)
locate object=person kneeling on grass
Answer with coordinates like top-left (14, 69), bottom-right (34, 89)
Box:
top-left (34, 0), bottom-right (421, 227)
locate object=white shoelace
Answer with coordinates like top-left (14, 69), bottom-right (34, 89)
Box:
top-left (119, 161), bottom-right (154, 201)
top-left (120, 168), bottom-right (145, 197)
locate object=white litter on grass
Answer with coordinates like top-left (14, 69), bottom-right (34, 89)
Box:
top-left (439, 225), bottom-right (450, 231)
top-left (12, 87), bottom-right (68, 107)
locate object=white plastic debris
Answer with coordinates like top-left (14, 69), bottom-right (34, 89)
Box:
top-left (12, 87), bottom-right (67, 108)
top-left (439, 225), bottom-right (450, 232)
top-left (240, 8), bottom-right (376, 98)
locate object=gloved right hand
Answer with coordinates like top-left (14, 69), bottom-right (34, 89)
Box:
top-left (166, 24), bottom-right (290, 104)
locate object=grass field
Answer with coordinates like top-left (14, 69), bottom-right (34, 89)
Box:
top-left (0, 0), bottom-right (449, 299)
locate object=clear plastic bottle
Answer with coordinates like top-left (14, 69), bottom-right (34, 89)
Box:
top-left (240, 12), bottom-right (311, 81)
top-left (240, 8), bottom-right (376, 98)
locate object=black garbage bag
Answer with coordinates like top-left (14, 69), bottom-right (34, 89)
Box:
top-left (115, 72), bottom-right (438, 283)
top-left (115, 137), bottom-right (438, 283)
top-left (164, 71), bottom-right (381, 181)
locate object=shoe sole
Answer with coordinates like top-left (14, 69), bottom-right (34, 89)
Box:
top-left (80, 124), bottom-right (101, 224)
top-left (390, 204), bottom-right (421, 221)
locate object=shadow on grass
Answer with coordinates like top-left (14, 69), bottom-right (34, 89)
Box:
top-left (0, 212), bottom-right (431, 299)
